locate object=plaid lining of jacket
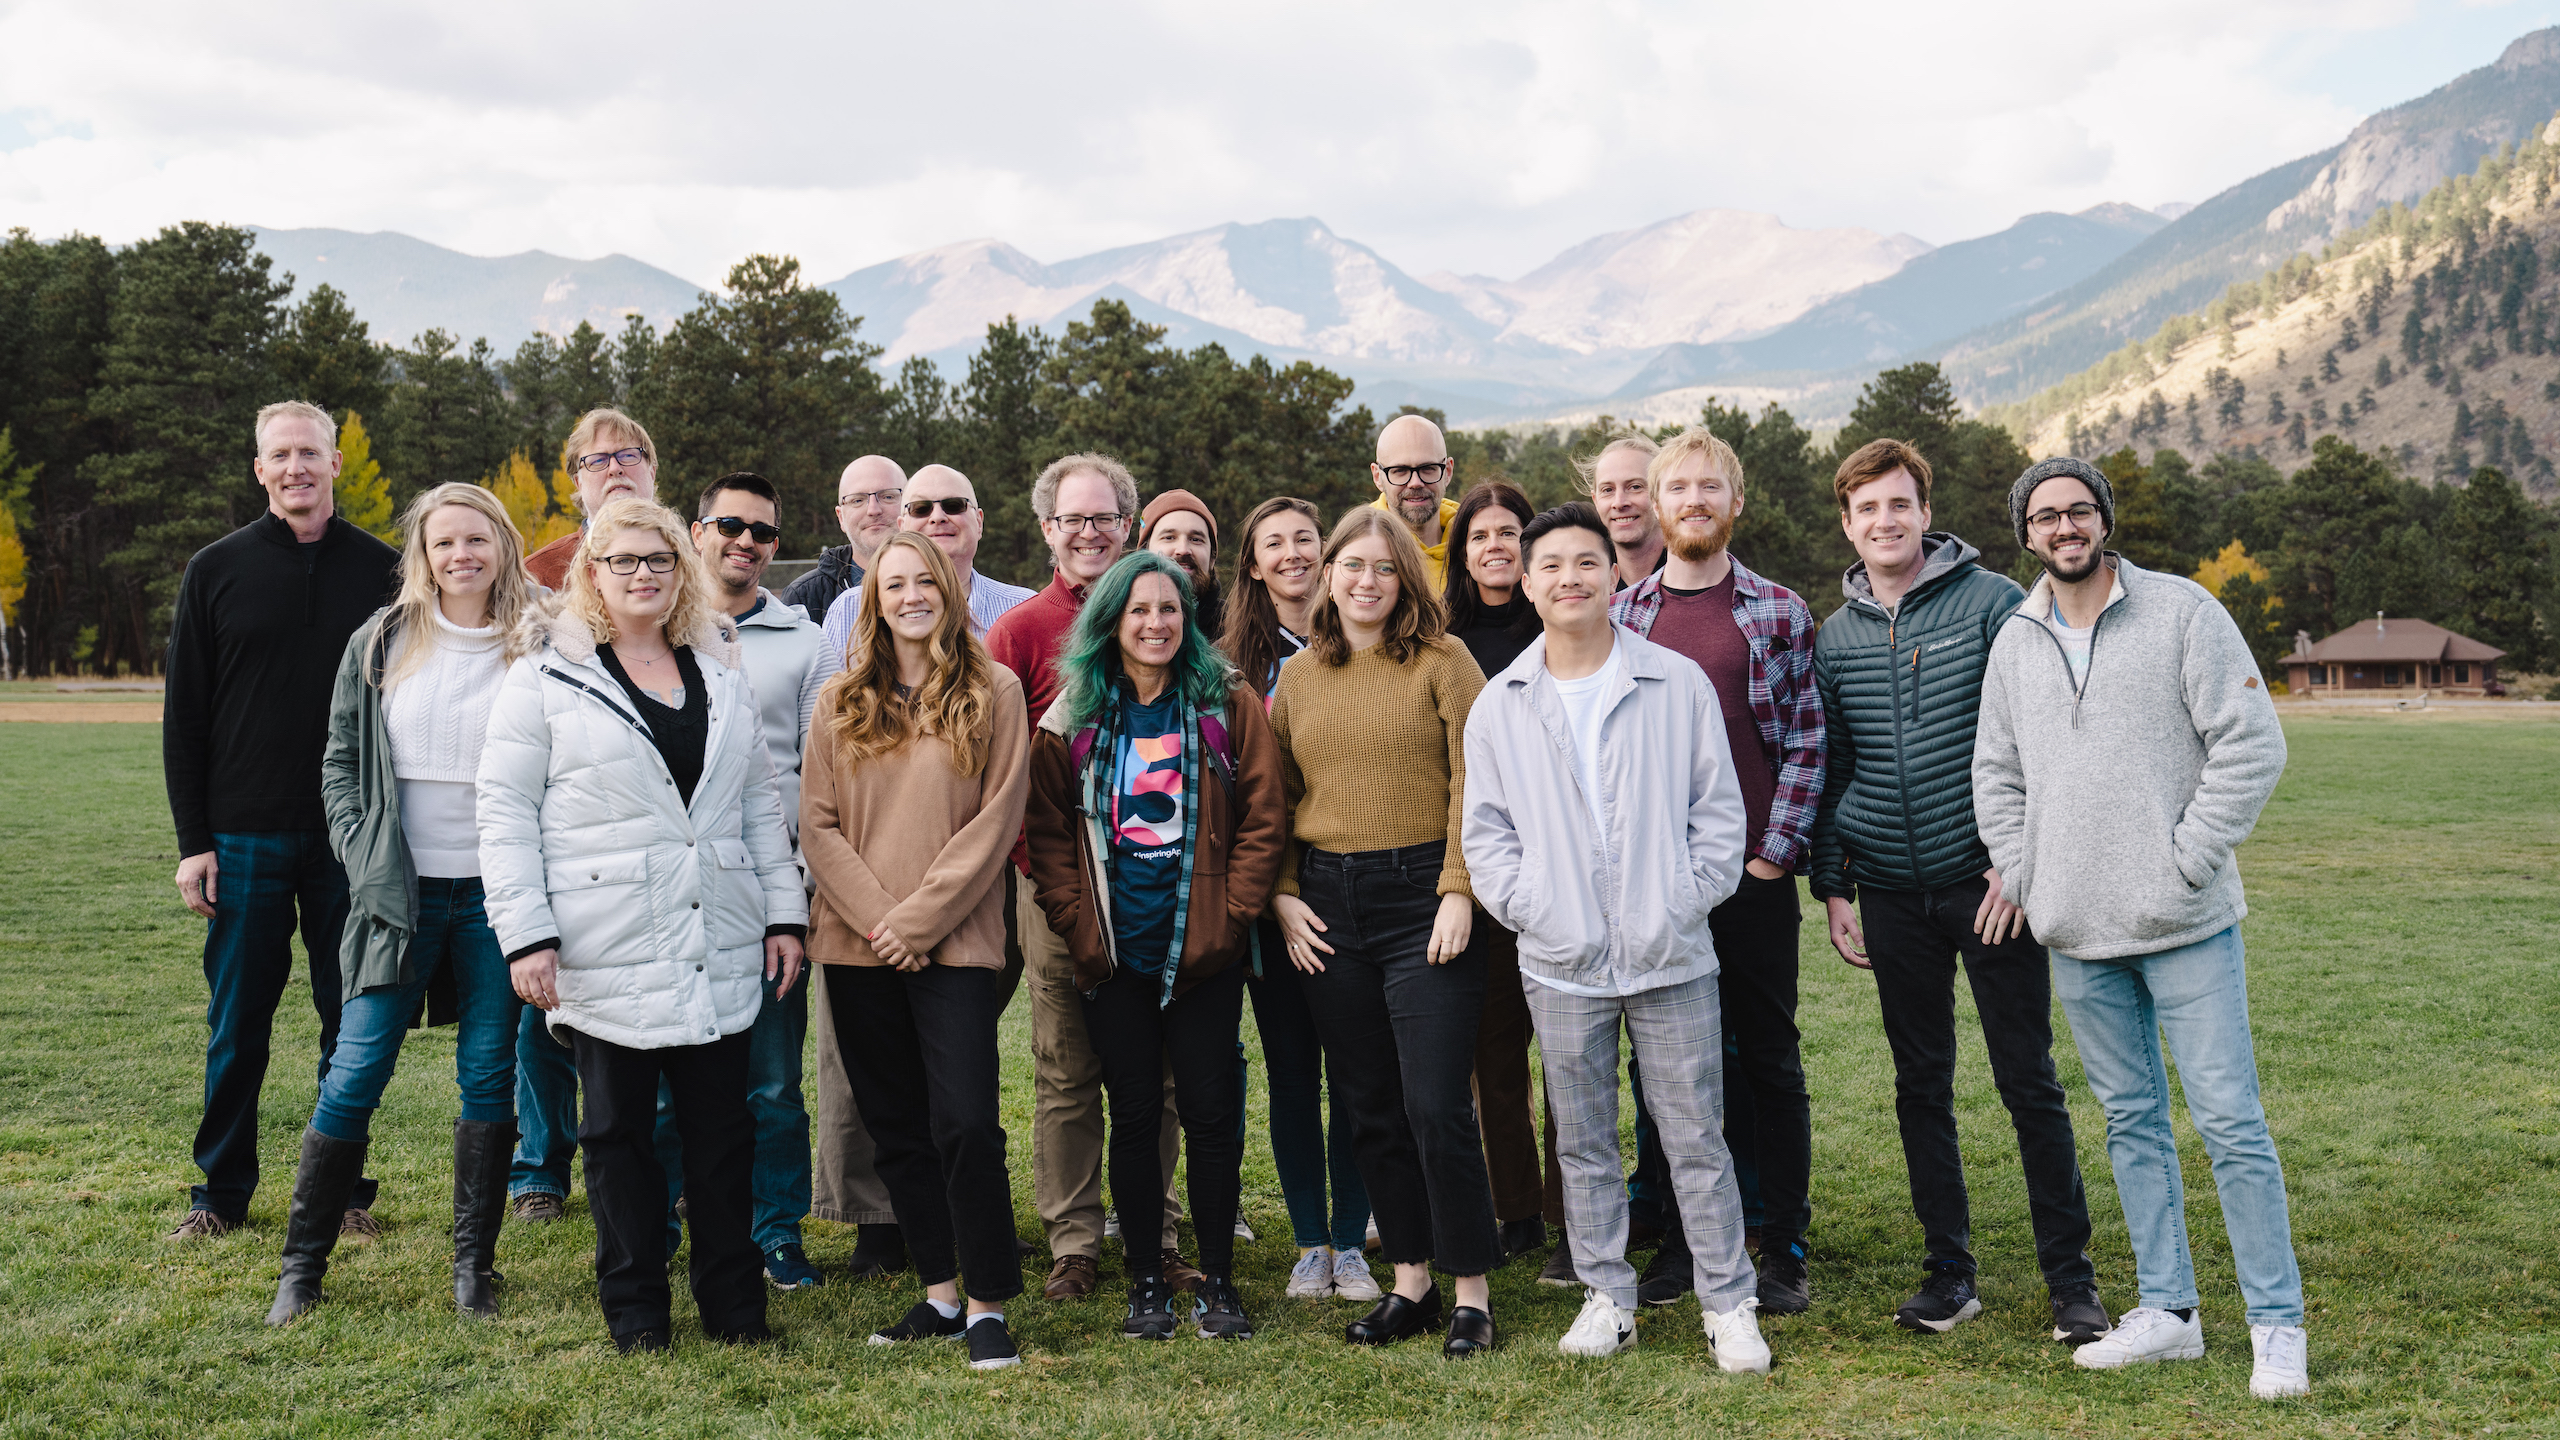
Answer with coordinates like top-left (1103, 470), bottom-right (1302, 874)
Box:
top-left (1609, 558), bottom-right (1826, 871)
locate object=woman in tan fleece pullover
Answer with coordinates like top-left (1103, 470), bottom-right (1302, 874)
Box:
top-left (800, 533), bottom-right (1030, 1373)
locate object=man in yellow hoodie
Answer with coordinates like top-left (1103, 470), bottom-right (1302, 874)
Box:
top-left (1369, 414), bottom-right (1462, 590)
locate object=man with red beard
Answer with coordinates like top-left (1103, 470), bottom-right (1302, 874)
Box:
top-left (1609, 427), bottom-right (1824, 1316)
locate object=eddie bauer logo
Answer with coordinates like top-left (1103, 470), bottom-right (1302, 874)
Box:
top-left (1926, 637), bottom-right (1962, 652)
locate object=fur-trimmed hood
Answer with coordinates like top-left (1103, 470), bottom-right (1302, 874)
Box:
top-left (515, 592), bottom-right (744, 671)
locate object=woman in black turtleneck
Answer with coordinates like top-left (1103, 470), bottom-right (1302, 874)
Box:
top-left (1444, 481), bottom-right (1538, 680)
top-left (1439, 479), bottom-right (1556, 1263)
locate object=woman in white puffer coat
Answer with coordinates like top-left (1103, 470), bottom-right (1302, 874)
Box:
top-left (476, 496), bottom-right (807, 1355)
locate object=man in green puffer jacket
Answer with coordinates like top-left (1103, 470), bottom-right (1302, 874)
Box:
top-left (1805, 439), bottom-right (2108, 1347)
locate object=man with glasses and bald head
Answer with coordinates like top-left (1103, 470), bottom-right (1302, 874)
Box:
top-left (782, 456), bottom-right (906, 624)
top-left (819, 464), bottom-right (1034, 662)
top-left (526, 408), bottom-right (660, 591)
top-left (1370, 412), bottom-right (1462, 591)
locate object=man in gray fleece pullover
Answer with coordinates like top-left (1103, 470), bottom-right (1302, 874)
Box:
top-left (1973, 457), bottom-right (2308, 1402)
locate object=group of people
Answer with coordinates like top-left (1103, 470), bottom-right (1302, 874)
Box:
top-left (156, 394), bottom-right (2311, 1399)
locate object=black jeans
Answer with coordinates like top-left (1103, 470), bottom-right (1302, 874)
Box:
top-left (825, 963), bottom-right (1023, 1303)
top-left (1861, 878), bottom-right (2096, 1289)
top-left (1083, 963), bottom-right (1248, 1279)
top-left (1707, 872), bottom-right (1813, 1251)
top-left (569, 1026), bottom-right (764, 1343)
top-left (1296, 842), bottom-right (1501, 1278)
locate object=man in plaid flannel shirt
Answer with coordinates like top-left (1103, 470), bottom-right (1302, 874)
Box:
top-left (1607, 426), bottom-right (1826, 1316)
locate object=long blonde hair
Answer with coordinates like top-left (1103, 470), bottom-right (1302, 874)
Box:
top-left (818, 531), bottom-right (996, 776)
top-left (562, 497), bottom-right (720, 650)
top-left (377, 482), bottom-right (537, 688)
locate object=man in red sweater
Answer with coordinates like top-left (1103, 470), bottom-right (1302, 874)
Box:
top-left (986, 452), bottom-right (1193, 1301)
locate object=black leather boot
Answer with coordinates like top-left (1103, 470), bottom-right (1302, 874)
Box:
top-left (267, 1127), bottom-right (369, 1326)
top-left (452, 1119), bottom-right (515, 1318)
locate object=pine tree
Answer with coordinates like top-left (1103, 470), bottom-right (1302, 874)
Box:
top-left (271, 283), bottom-right (387, 422)
top-left (332, 412), bottom-right (397, 542)
top-left (2442, 466), bottom-right (2553, 668)
top-left (77, 221), bottom-right (288, 650)
top-left (0, 428), bottom-right (29, 680)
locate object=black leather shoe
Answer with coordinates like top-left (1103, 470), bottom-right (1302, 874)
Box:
top-left (1442, 1306), bottom-right (1498, 1357)
top-left (1498, 1216), bottom-right (1547, 1260)
top-left (1345, 1285), bottom-right (1442, 1345)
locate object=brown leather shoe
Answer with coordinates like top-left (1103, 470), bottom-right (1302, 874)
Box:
top-left (1043, 1253), bottom-right (1099, 1300)
top-left (510, 1192), bottom-right (566, 1224)
top-left (1160, 1249), bottom-right (1204, 1293)
top-left (338, 1207), bottom-right (383, 1243)
top-left (165, 1208), bottom-right (236, 1241)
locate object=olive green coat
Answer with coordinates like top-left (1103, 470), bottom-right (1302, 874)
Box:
top-left (320, 610), bottom-right (456, 1024)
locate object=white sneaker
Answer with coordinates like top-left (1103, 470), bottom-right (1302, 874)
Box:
top-left (1559, 1290), bottom-right (1637, 1357)
top-left (1286, 1247), bottom-right (1335, 1298)
top-left (1101, 1207), bottom-right (1121, 1241)
top-left (2073, 1307), bottom-right (2206, 1369)
top-left (2249, 1324), bottom-right (2309, 1399)
top-left (1704, 1297), bottom-right (1771, 1375)
top-left (1234, 1216), bottom-right (1257, 1242)
top-left (1330, 1247), bottom-right (1383, 1302)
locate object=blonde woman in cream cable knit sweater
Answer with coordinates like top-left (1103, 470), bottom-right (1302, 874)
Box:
top-left (269, 483), bottom-right (539, 1327)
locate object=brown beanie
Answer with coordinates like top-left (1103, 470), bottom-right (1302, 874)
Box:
top-left (1140, 489), bottom-right (1217, 548)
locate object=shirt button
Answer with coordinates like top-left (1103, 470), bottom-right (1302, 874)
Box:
top-left (691, 901), bottom-right (699, 909)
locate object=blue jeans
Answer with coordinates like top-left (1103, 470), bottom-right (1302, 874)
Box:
top-left (309, 878), bottom-right (519, 1142)
top-left (510, 1002), bottom-right (580, 1201)
top-left (193, 831), bottom-right (373, 1219)
top-left (657, 970), bottom-right (811, 1255)
top-left (1248, 917), bottom-right (1370, 1252)
top-left (2052, 926), bottom-right (2304, 1326)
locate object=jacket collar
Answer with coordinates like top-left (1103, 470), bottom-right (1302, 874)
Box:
top-left (2015, 554), bottom-right (2132, 625)
top-left (252, 510), bottom-right (345, 549)
top-left (730, 588), bottom-right (812, 632)
top-left (1497, 622), bottom-right (1669, 692)
top-left (521, 594), bottom-right (743, 670)
top-left (1840, 532), bottom-right (1978, 608)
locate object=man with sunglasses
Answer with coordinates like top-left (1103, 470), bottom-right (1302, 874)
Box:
top-left (639, 473), bottom-right (845, 1291)
top-left (1369, 413), bottom-right (1461, 590)
top-left (820, 465), bottom-right (1033, 663)
top-left (526, 409), bottom-right (659, 591)
top-left (782, 456), bottom-right (905, 625)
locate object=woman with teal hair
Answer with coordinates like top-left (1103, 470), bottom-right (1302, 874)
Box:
top-left (1024, 550), bottom-right (1288, 1342)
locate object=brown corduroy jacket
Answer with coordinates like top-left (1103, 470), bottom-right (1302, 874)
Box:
top-left (800, 666), bottom-right (1030, 969)
top-left (1024, 680), bottom-right (1287, 996)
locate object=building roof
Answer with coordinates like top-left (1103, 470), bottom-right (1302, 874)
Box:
top-left (2292, 617), bottom-right (2504, 664)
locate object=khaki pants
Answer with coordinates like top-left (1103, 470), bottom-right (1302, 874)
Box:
top-left (812, 872), bottom-right (1026, 1227)
top-left (1023, 874), bottom-right (1183, 1259)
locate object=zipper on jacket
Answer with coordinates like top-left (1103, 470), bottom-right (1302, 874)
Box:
top-left (1881, 608), bottom-right (1928, 886)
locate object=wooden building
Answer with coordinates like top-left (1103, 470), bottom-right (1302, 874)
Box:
top-left (2285, 616), bottom-right (2505, 696)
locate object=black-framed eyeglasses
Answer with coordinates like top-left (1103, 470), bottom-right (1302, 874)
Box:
top-left (1048, 511), bottom-right (1126, 534)
top-left (2026, 502), bottom-right (2103, 534)
top-left (598, 551), bottom-right (679, 575)
top-left (575, 447), bottom-right (649, 473)
top-left (904, 497), bottom-right (975, 518)
top-left (839, 488), bottom-right (903, 508)
top-left (703, 516), bottom-right (781, 545)
top-left (1379, 461), bottom-right (1449, 486)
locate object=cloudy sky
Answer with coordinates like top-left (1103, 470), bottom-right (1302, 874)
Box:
top-left (1, 0), bottom-right (2554, 287)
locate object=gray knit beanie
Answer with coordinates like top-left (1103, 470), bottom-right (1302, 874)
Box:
top-left (2009, 457), bottom-right (2115, 549)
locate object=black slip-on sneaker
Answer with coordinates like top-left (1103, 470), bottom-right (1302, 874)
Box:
top-left (870, 1299), bottom-right (966, 1345)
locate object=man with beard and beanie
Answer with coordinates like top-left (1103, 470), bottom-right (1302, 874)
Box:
top-left (1142, 490), bottom-right (1225, 641)
top-left (1806, 439), bottom-right (2107, 1346)
top-left (1369, 413), bottom-right (1462, 590)
top-left (1974, 456), bottom-right (2305, 1401)
top-left (1609, 426), bottom-right (1823, 1318)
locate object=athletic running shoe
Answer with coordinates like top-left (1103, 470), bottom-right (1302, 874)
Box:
top-left (1331, 1247), bottom-right (1383, 1302)
top-left (2050, 1285), bottom-right (2111, 1346)
top-left (2249, 1323), bottom-right (2309, 1399)
top-left (1287, 1247), bottom-right (1336, 1298)
top-left (1894, 1266), bottom-right (1981, 1333)
top-left (2073, 1307), bottom-right (2205, 1370)
top-left (1705, 1297), bottom-right (1772, 1375)
top-left (1122, 1276), bottom-right (1181, 1340)
top-left (1558, 1291), bottom-right (1636, 1357)
top-left (764, 1243), bottom-right (823, 1292)
top-left (1194, 1276), bottom-right (1254, 1339)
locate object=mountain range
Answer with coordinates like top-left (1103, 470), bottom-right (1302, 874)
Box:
top-left (245, 26), bottom-right (2560, 431)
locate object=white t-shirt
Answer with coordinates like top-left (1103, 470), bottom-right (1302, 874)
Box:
top-left (2043, 605), bottom-right (2093, 687)
top-left (1548, 645), bottom-right (1624, 829)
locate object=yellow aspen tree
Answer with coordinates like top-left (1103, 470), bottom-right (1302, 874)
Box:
top-left (333, 413), bottom-right (399, 542)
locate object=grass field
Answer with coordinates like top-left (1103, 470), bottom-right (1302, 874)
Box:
top-left (2, 711), bottom-right (2555, 1438)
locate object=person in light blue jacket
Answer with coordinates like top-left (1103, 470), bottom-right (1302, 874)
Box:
top-left (1460, 503), bottom-right (1770, 1376)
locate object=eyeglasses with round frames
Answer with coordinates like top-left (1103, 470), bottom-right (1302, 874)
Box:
top-left (597, 551), bottom-right (679, 575)
top-left (575, 447), bottom-right (649, 474)
top-left (1047, 512), bottom-right (1126, 534)
top-left (703, 516), bottom-right (781, 545)
top-left (1331, 557), bottom-right (1399, 579)
top-left (2026, 502), bottom-right (2103, 534)
top-left (904, 497), bottom-right (976, 519)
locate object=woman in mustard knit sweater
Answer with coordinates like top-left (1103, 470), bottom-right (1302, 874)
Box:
top-left (1268, 507), bottom-right (1500, 1357)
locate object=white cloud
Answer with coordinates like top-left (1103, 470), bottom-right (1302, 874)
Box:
top-left (0, 0), bottom-right (2546, 286)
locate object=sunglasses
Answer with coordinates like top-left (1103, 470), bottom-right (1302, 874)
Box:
top-left (703, 516), bottom-right (781, 545)
top-left (904, 497), bottom-right (975, 518)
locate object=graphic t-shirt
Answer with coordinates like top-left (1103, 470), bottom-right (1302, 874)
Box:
top-left (1108, 688), bottom-right (1188, 975)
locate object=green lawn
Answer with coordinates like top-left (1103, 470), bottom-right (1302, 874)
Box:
top-left (2, 711), bottom-right (2555, 1437)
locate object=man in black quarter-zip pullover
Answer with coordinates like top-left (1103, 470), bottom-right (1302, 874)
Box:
top-left (1804, 438), bottom-right (2107, 1347)
top-left (161, 399), bottom-right (399, 1242)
